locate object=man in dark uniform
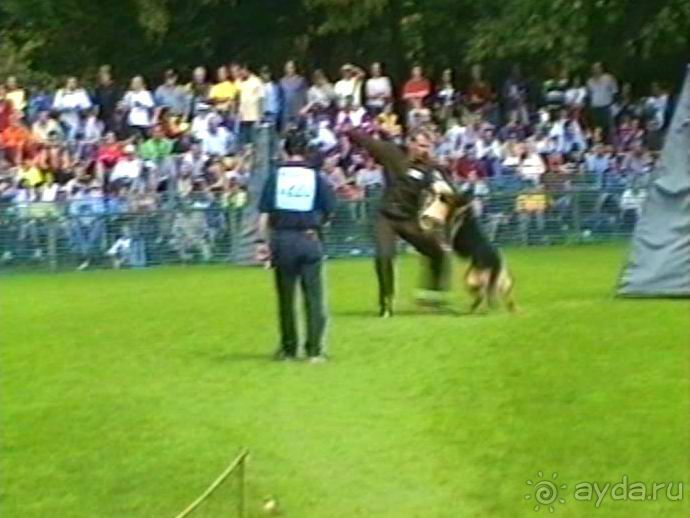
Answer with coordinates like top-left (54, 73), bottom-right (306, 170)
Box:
top-left (348, 128), bottom-right (455, 317)
top-left (258, 131), bottom-right (336, 362)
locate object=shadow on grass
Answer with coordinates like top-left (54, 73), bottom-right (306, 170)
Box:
top-left (334, 308), bottom-right (472, 318)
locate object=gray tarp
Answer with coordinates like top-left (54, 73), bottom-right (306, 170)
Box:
top-left (617, 67), bottom-right (690, 297)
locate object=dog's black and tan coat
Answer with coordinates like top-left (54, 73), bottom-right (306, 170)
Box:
top-left (448, 194), bottom-right (516, 313)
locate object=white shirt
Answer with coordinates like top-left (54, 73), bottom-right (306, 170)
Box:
top-left (336, 107), bottom-right (366, 128)
top-left (110, 158), bottom-right (142, 183)
top-left (191, 112), bottom-right (214, 137)
top-left (476, 139), bottom-right (503, 160)
top-left (334, 78), bottom-right (362, 108)
top-left (565, 87), bottom-right (587, 107)
top-left (182, 152), bottom-right (208, 177)
top-left (620, 189), bottom-right (647, 213)
top-left (519, 154), bottom-right (546, 182)
top-left (365, 77), bottom-right (392, 107)
top-left (201, 127), bottom-right (233, 156)
top-left (307, 84), bottom-right (335, 109)
top-left (587, 74), bottom-right (618, 108)
top-left (310, 124), bottom-right (337, 153)
top-left (52, 89), bottom-right (92, 128)
top-left (356, 167), bottom-right (384, 188)
top-left (123, 90), bottom-right (155, 127)
top-left (82, 117), bottom-right (104, 143)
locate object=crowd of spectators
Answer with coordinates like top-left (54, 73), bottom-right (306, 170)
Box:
top-left (0, 59), bottom-right (672, 267)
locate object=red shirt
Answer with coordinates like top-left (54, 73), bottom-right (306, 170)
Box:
top-left (403, 78), bottom-right (431, 101)
top-left (0, 101), bottom-right (14, 132)
top-left (467, 80), bottom-right (493, 108)
top-left (97, 144), bottom-right (124, 168)
top-left (455, 157), bottom-right (487, 181)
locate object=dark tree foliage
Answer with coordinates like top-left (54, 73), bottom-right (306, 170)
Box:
top-left (1, 0), bottom-right (688, 86)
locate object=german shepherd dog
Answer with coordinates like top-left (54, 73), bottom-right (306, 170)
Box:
top-left (446, 193), bottom-right (516, 313)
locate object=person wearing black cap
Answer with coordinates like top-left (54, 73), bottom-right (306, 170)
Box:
top-left (257, 130), bottom-right (336, 362)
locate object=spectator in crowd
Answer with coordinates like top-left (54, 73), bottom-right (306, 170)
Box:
top-left (181, 140), bottom-right (208, 178)
top-left (564, 75), bottom-right (587, 114)
top-left (93, 65), bottom-right (121, 133)
top-left (279, 60), bottom-right (308, 129)
top-left (6, 76), bottom-right (26, 114)
top-left (613, 82), bottom-right (640, 124)
top-left (516, 141), bottom-right (546, 184)
top-left (31, 110), bottom-right (62, 144)
top-left (498, 109), bottom-right (529, 141)
top-left (543, 66), bottom-right (570, 109)
top-left (587, 62), bottom-right (618, 141)
top-left (95, 131), bottom-right (123, 182)
top-left (121, 76), bottom-right (155, 138)
top-left (260, 66), bottom-right (282, 125)
top-left (620, 142), bottom-right (653, 184)
top-left (155, 69), bottom-right (189, 120)
top-left (187, 66), bottom-right (211, 117)
top-left (549, 109), bottom-right (586, 155)
top-left (616, 115), bottom-right (645, 152)
top-left (376, 103), bottom-right (402, 140)
top-left (199, 115), bottom-right (234, 157)
top-left (645, 82), bottom-right (672, 130)
top-left (620, 180), bottom-right (647, 229)
top-left (306, 69), bottom-right (335, 115)
top-left (0, 85), bottom-right (14, 134)
top-left (69, 182), bottom-right (106, 270)
top-left (16, 156), bottom-right (45, 187)
top-left (52, 77), bottom-right (92, 140)
top-left (334, 63), bottom-right (365, 109)
top-left (309, 118), bottom-right (337, 153)
top-left (235, 64), bottom-right (265, 146)
top-left (26, 82), bottom-right (54, 124)
top-left (515, 185), bottom-right (548, 244)
top-left (455, 144), bottom-right (487, 182)
top-left (81, 107), bottom-right (104, 158)
top-left (476, 125), bottom-right (503, 178)
top-left (405, 97), bottom-right (432, 131)
top-left (336, 96), bottom-right (367, 129)
top-left (435, 68), bottom-right (459, 128)
top-left (502, 64), bottom-right (529, 124)
top-left (138, 124), bottom-right (174, 165)
top-left (466, 64), bottom-right (494, 115)
top-left (190, 102), bottom-right (215, 138)
top-left (365, 62), bottom-right (393, 115)
top-left (208, 65), bottom-right (237, 116)
top-left (585, 144), bottom-right (615, 188)
top-left (1, 112), bottom-right (32, 165)
top-left (402, 65), bottom-right (431, 108)
top-left (110, 143), bottom-right (142, 186)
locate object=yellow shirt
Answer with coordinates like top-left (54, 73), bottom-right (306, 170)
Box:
top-left (7, 89), bottom-right (26, 112)
top-left (377, 113), bottom-right (401, 136)
top-left (18, 166), bottom-right (44, 187)
top-left (209, 81), bottom-right (238, 111)
top-left (516, 193), bottom-right (548, 213)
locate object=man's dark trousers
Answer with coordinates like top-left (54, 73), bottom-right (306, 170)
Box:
top-left (374, 214), bottom-right (451, 309)
top-left (272, 230), bottom-right (327, 357)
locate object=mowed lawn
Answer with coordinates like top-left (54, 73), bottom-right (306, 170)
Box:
top-left (1, 245), bottom-right (688, 518)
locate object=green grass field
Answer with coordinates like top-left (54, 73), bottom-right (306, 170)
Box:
top-left (1, 244), bottom-right (688, 517)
